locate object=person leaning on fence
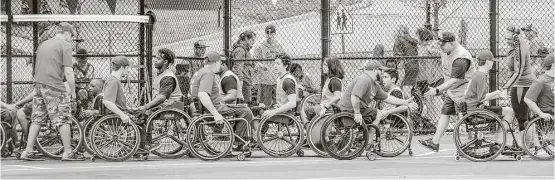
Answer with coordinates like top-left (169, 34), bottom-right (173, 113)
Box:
top-left (523, 53), bottom-right (554, 148)
top-left (73, 48), bottom-right (95, 91)
top-left (419, 31), bottom-right (475, 152)
top-left (289, 63), bottom-right (318, 99)
top-left (231, 30), bottom-right (257, 105)
top-left (305, 56), bottom-right (345, 123)
top-left (192, 40), bottom-right (209, 72)
top-left (190, 51), bottom-right (254, 150)
top-left (253, 25), bottom-right (285, 109)
top-left (393, 25), bottom-right (419, 90)
top-left (217, 60), bottom-right (244, 104)
top-left (337, 60), bottom-right (413, 146)
top-left (502, 26), bottom-right (536, 132)
top-left (465, 50), bottom-right (517, 151)
top-left (20, 22), bottom-right (84, 161)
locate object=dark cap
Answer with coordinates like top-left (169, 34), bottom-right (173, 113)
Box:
top-left (477, 50), bottom-right (499, 64)
top-left (363, 60), bottom-right (388, 70)
top-left (265, 25), bottom-right (276, 34)
top-left (76, 48), bottom-right (88, 55)
top-left (58, 22), bottom-right (75, 35)
top-left (194, 40), bottom-right (209, 48)
top-left (438, 32), bottom-right (456, 43)
top-left (205, 51), bottom-right (221, 63)
top-left (112, 56), bottom-right (139, 68)
top-left (543, 53), bottom-right (554, 67)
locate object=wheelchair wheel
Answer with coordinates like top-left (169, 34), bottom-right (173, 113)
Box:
top-left (453, 110), bottom-right (506, 162)
top-left (257, 113), bottom-right (305, 158)
top-left (306, 114), bottom-right (329, 157)
top-left (321, 112), bottom-right (368, 160)
top-left (36, 116), bottom-right (84, 160)
top-left (186, 116), bottom-right (234, 161)
top-left (522, 117), bottom-right (554, 161)
top-left (1, 123), bottom-right (5, 150)
top-left (373, 113), bottom-right (413, 157)
top-left (83, 116), bottom-right (98, 155)
top-left (147, 108), bottom-right (191, 159)
top-left (90, 115), bottom-right (141, 162)
top-left (300, 94), bottom-right (321, 123)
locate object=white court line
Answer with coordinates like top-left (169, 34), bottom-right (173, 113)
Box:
top-left (6, 165), bottom-right (53, 170)
top-left (414, 149), bottom-right (455, 157)
top-left (299, 175), bottom-right (554, 180)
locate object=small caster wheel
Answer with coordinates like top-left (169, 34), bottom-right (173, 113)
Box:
top-left (14, 152), bottom-right (21, 159)
top-left (515, 155), bottom-right (522, 161)
top-left (297, 150), bottom-right (304, 157)
top-left (455, 155), bottom-right (460, 161)
top-left (408, 150), bottom-right (413, 156)
top-left (91, 156), bottom-right (96, 162)
top-left (139, 155), bottom-right (148, 161)
top-left (366, 152), bottom-right (376, 161)
top-left (237, 153), bottom-right (246, 161)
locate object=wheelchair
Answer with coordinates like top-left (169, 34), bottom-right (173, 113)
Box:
top-left (521, 113), bottom-right (554, 161)
top-left (186, 98), bottom-right (252, 161)
top-left (25, 116), bottom-right (83, 160)
top-left (320, 110), bottom-right (373, 160)
top-left (453, 103), bottom-right (524, 162)
top-left (300, 93), bottom-right (328, 157)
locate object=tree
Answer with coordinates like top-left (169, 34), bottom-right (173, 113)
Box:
top-left (399, 0), bottom-right (453, 32)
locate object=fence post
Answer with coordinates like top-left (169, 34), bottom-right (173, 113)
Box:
top-left (5, 0), bottom-right (13, 103)
top-left (320, 0), bottom-right (330, 88)
top-left (139, 0), bottom-right (145, 105)
top-left (32, 0), bottom-right (38, 77)
top-left (489, 0), bottom-right (498, 106)
top-left (223, 0), bottom-right (232, 69)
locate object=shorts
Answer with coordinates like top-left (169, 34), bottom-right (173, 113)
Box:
top-left (21, 103), bottom-right (32, 118)
top-left (441, 95), bottom-right (457, 115)
top-left (468, 105), bottom-right (503, 115)
top-left (31, 84), bottom-right (73, 126)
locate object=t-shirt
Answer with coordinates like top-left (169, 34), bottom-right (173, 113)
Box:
top-left (103, 75), bottom-right (127, 111)
top-left (33, 36), bottom-right (73, 92)
top-left (525, 74), bottom-right (554, 112)
top-left (465, 71), bottom-right (488, 109)
top-left (158, 76), bottom-right (177, 99)
top-left (338, 73), bottom-right (389, 111)
top-left (282, 79), bottom-right (296, 95)
top-left (190, 67), bottom-right (223, 107)
top-left (221, 76), bottom-right (238, 94)
top-left (328, 78), bottom-right (342, 92)
top-left (449, 58), bottom-right (471, 90)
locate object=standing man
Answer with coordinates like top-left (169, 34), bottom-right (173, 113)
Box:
top-left (419, 32), bottom-right (475, 152)
top-left (192, 40), bottom-right (209, 73)
top-left (20, 22), bottom-right (84, 161)
top-left (253, 25), bottom-right (285, 107)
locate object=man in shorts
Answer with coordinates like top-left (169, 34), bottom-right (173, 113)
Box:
top-left (465, 50), bottom-right (516, 150)
top-left (20, 22), bottom-right (83, 161)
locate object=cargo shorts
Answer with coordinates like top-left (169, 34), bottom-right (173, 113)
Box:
top-left (31, 84), bottom-right (73, 126)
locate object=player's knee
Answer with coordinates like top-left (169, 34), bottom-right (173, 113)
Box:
top-left (502, 107), bottom-right (514, 117)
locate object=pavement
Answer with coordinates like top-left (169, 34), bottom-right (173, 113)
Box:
top-left (1, 135), bottom-right (553, 179)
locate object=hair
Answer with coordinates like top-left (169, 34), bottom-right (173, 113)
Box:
top-left (325, 57), bottom-right (345, 79)
top-left (373, 44), bottom-right (385, 57)
top-left (276, 53), bottom-right (292, 69)
top-left (289, 63), bottom-right (302, 75)
top-left (383, 69), bottom-right (399, 84)
top-left (386, 59), bottom-right (398, 68)
top-left (111, 63), bottom-right (127, 71)
top-left (90, 78), bottom-right (104, 89)
top-left (157, 48), bottom-right (175, 64)
top-left (235, 30), bottom-right (256, 45)
top-left (416, 27), bottom-right (435, 42)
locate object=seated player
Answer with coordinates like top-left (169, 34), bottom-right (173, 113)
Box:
top-left (305, 56), bottom-right (344, 122)
top-left (217, 61), bottom-right (243, 104)
top-left (260, 54), bottom-right (299, 119)
top-left (77, 78), bottom-right (105, 121)
top-left (375, 69), bottom-right (417, 122)
top-left (190, 51), bottom-right (254, 149)
top-left (464, 50), bottom-right (516, 149)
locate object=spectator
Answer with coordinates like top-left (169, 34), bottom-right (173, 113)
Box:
top-left (289, 63), bottom-right (318, 99)
top-left (393, 25), bottom-right (419, 92)
top-left (522, 24), bottom-right (547, 56)
top-left (73, 48), bottom-right (95, 91)
top-left (373, 44), bottom-right (385, 57)
top-left (231, 30), bottom-right (257, 104)
top-left (253, 25), bottom-right (285, 108)
top-left (192, 40), bottom-right (209, 73)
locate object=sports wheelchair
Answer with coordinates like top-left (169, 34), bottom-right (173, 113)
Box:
top-left (319, 104), bottom-right (413, 161)
top-left (87, 96), bottom-right (191, 162)
top-left (186, 97), bottom-right (253, 161)
top-left (521, 112), bottom-right (554, 161)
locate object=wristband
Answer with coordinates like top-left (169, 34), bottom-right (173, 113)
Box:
top-left (435, 88), bottom-right (440, 94)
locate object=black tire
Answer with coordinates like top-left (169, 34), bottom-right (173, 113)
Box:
top-left (453, 110), bottom-right (505, 162)
top-left (256, 113), bottom-right (305, 158)
top-left (90, 115), bottom-right (141, 162)
top-left (321, 112), bottom-right (368, 160)
top-left (306, 114), bottom-right (329, 157)
top-left (186, 116), bottom-right (234, 161)
top-left (373, 113), bottom-right (413, 157)
top-left (0, 123), bottom-right (5, 150)
top-left (147, 108), bottom-right (191, 159)
top-left (299, 94), bottom-right (321, 124)
top-left (36, 116), bottom-right (84, 160)
top-left (83, 116), bottom-right (97, 155)
top-left (522, 117), bottom-right (554, 161)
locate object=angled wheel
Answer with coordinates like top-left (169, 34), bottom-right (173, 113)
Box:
top-left (36, 116), bottom-right (83, 160)
top-left (306, 114), bottom-right (329, 157)
top-left (321, 112), bottom-right (368, 160)
top-left (147, 108), bottom-right (191, 159)
top-left (186, 116), bottom-right (234, 161)
top-left (522, 117), bottom-right (554, 161)
top-left (90, 115), bottom-right (141, 162)
top-left (83, 116), bottom-right (98, 155)
top-left (0, 123), bottom-right (5, 151)
top-left (256, 113), bottom-right (305, 158)
top-left (453, 110), bottom-right (505, 162)
top-left (299, 94), bottom-right (321, 124)
top-left (373, 113), bottom-right (413, 157)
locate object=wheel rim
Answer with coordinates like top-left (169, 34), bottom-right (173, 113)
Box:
top-left (375, 114), bottom-right (412, 157)
top-left (148, 109), bottom-right (190, 156)
top-left (322, 113), bottom-right (368, 158)
top-left (257, 114), bottom-right (304, 156)
top-left (523, 118), bottom-right (554, 160)
top-left (307, 115), bottom-right (328, 156)
top-left (187, 117), bottom-right (233, 160)
top-left (454, 112), bottom-right (505, 161)
top-left (91, 116), bottom-right (140, 160)
top-left (36, 117), bottom-right (83, 159)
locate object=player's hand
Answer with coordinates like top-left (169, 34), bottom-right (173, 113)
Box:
top-left (262, 109), bottom-right (277, 119)
top-left (353, 113), bottom-right (363, 125)
top-left (424, 87), bottom-right (437, 97)
top-left (213, 113), bottom-right (225, 124)
top-left (318, 106), bottom-right (327, 117)
top-left (138, 106), bottom-right (147, 112)
top-left (539, 113), bottom-right (554, 120)
top-left (120, 114), bottom-right (131, 124)
top-left (498, 90), bottom-right (509, 99)
top-left (404, 97), bottom-right (414, 105)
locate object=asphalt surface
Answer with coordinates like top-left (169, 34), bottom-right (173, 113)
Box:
top-left (1, 136), bottom-right (553, 179)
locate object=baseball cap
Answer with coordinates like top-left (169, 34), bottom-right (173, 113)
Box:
top-left (476, 50), bottom-right (499, 64)
top-left (58, 22), bottom-right (75, 35)
top-left (438, 32), bottom-right (456, 43)
top-left (543, 53), bottom-right (554, 67)
top-left (194, 40), bottom-right (209, 48)
top-left (112, 56), bottom-right (139, 68)
top-left (76, 48), bottom-right (88, 55)
top-left (205, 51), bottom-right (221, 63)
top-left (265, 25), bottom-right (277, 34)
top-left (362, 60), bottom-right (388, 71)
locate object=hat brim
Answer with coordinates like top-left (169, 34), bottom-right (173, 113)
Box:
top-left (195, 45), bottom-right (209, 48)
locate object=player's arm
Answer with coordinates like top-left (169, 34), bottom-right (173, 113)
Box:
top-left (382, 90), bottom-right (409, 115)
top-left (14, 91), bottom-right (36, 107)
top-left (482, 90), bottom-right (503, 102)
top-left (142, 77), bottom-right (175, 110)
top-left (272, 79), bottom-right (297, 114)
top-left (350, 80), bottom-right (368, 115)
top-left (63, 45), bottom-right (76, 99)
top-left (523, 81), bottom-right (550, 118)
top-left (326, 79), bottom-right (342, 105)
top-left (220, 76), bottom-right (238, 103)
top-left (197, 74), bottom-right (222, 117)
